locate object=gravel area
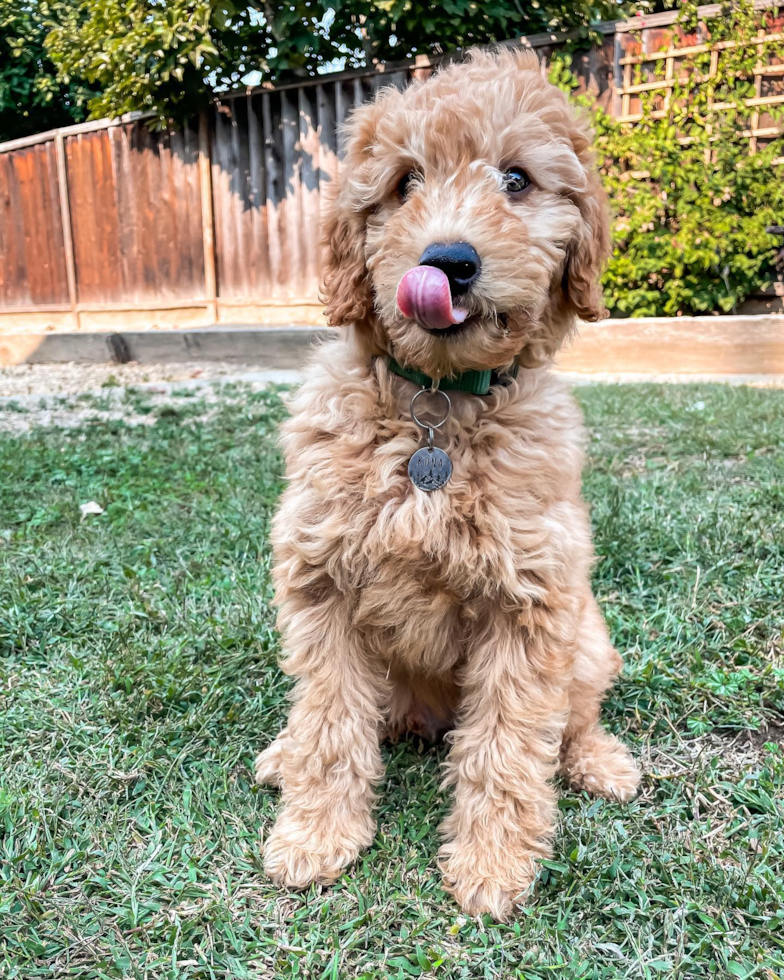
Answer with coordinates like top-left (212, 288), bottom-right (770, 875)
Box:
top-left (3, 361), bottom-right (781, 402)
top-left (0, 362), bottom-right (302, 434)
top-left (0, 362), bottom-right (302, 400)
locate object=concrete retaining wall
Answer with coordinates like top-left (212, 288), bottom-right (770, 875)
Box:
top-left (1, 316), bottom-right (782, 377)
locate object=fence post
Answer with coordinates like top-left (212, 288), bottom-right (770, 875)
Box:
top-left (198, 111), bottom-right (218, 322)
top-left (54, 131), bottom-right (79, 330)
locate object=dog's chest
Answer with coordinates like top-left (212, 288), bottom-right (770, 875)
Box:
top-left (335, 418), bottom-right (572, 607)
top-left (342, 464), bottom-right (568, 669)
top-left (277, 372), bottom-right (585, 660)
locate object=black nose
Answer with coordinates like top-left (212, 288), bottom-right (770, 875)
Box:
top-left (419, 242), bottom-right (481, 296)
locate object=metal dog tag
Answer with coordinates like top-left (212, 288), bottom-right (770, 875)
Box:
top-left (408, 445), bottom-right (452, 491)
top-left (407, 386), bottom-right (453, 492)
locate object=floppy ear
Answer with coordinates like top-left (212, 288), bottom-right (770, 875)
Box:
top-left (320, 99), bottom-right (384, 329)
top-left (320, 197), bottom-right (374, 328)
top-left (563, 172), bottom-right (611, 322)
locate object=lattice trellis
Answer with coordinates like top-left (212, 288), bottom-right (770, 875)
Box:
top-left (615, 7), bottom-right (784, 163)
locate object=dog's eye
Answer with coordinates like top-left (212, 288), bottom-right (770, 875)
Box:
top-left (504, 167), bottom-right (531, 195)
top-left (397, 171), bottom-right (418, 200)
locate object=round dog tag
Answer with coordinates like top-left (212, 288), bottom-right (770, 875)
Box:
top-left (408, 446), bottom-right (452, 491)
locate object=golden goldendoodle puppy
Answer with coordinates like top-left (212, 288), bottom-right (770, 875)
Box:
top-left (255, 47), bottom-right (640, 921)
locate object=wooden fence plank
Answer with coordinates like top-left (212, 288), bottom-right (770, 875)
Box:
top-left (199, 112), bottom-right (217, 316)
top-left (299, 85), bottom-right (320, 299)
top-left (211, 104), bottom-right (233, 300)
top-left (281, 89), bottom-right (302, 300)
top-left (247, 93), bottom-right (271, 296)
top-left (317, 82), bottom-right (338, 221)
top-left (54, 134), bottom-right (78, 324)
top-left (113, 127), bottom-right (136, 303)
top-left (229, 98), bottom-right (249, 297)
top-left (262, 92), bottom-right (284, 297)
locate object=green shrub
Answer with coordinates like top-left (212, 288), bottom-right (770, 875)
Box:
top-left (553, 0), bottom-right (784, 317)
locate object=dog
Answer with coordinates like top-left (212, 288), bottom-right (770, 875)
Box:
top-left (254, 47), bottom-right (640, 921)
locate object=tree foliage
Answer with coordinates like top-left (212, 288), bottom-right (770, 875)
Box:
top-left (42, 0), bottom-right (619, 124)
top-left (0, 0), bottom-right (94, 141)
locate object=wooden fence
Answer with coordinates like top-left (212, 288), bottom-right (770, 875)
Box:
top-left (0, 1), bottom-right (782, 333)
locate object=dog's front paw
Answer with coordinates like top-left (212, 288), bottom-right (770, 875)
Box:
top-left (264, 805), bottom-right (374, 890)
top-left (438, 843), bottom-right (537, 921)
top-left (561, 730), bottom-right (641, 803)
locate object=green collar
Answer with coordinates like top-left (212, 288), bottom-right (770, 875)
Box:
top-left (386, 356), bottom-right (518, 395)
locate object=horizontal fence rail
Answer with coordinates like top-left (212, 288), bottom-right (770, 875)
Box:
top-left (0, 2), bottom-right (782, 328)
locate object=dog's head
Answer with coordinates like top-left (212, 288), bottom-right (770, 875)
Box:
top-left (321, 48), bottom-right (610, 378)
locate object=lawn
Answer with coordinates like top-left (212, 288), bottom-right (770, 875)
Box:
top-left (0, 380), bottom-right (782, 980)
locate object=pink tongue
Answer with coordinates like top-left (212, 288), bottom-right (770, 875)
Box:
top-left (396, 266), bottom-right (468, 331)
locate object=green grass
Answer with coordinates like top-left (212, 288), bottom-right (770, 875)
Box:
top-left (1, 381), bottom-right (783, 979)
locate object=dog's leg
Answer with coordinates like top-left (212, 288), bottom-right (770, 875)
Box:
top-left (438, 616), bottom-right (570, 921)
top-left (263, 603), bottom-right (388, 890)
top-left (559, 596), bottom-right (640, 801)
